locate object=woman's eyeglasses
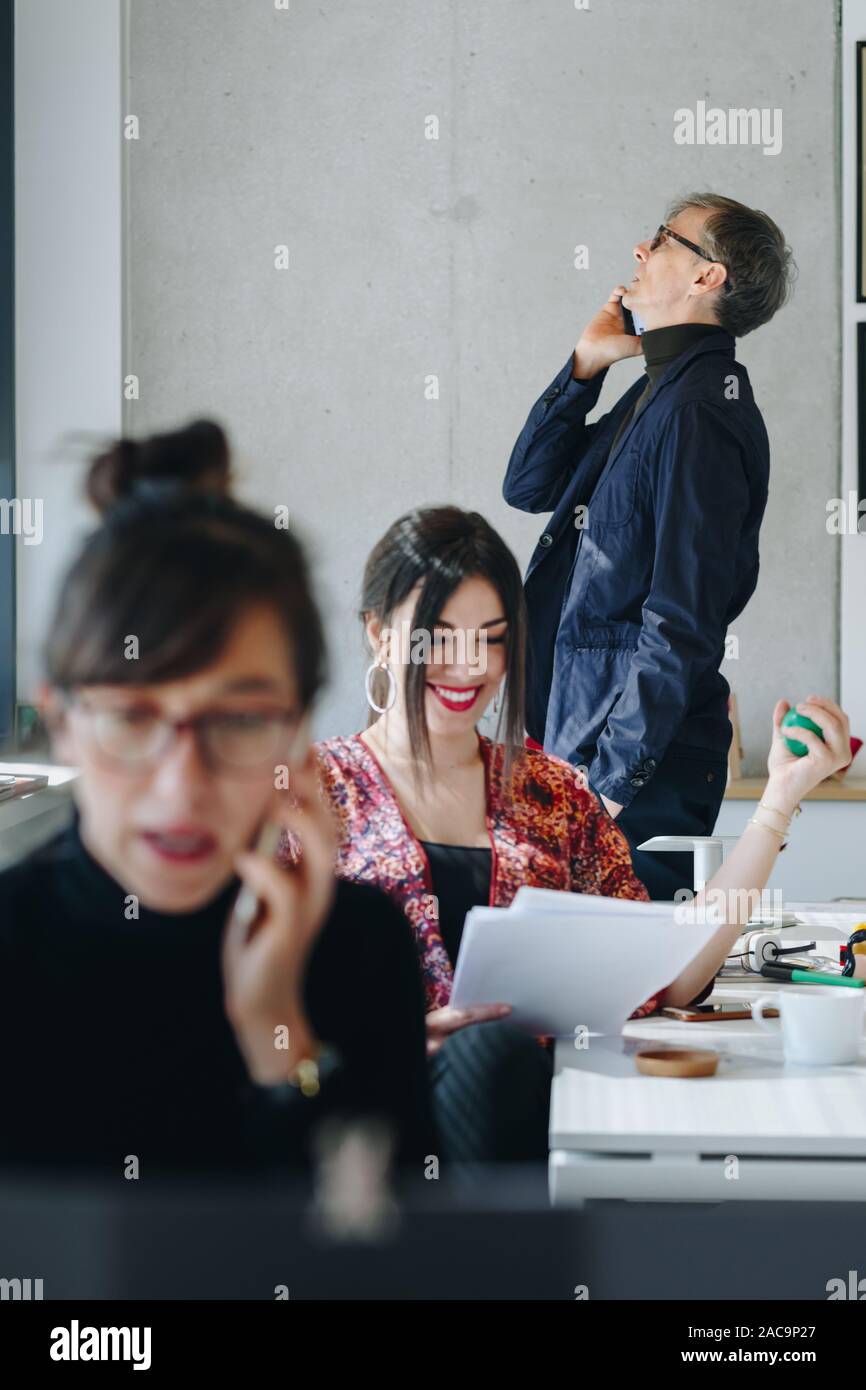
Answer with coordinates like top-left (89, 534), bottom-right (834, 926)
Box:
top-left (68, 696), bottom-right (301, 776)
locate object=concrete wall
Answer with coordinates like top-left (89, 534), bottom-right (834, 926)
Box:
top-left (841, 0), bottom-right (866, 771)
top-left (120, 0), bottom-right (839, 768)
top-left (15, 0), bottom-right (122, 698)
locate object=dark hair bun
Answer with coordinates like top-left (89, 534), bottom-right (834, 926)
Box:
top-left (86, 419), bottom-right (232, 515)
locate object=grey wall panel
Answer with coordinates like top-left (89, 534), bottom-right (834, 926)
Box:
top-left (126, 0), bottom-right (838, 771)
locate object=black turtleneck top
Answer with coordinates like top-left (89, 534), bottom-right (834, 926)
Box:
top-left (0, 819), bottom-right (435, 1177)
top-left (641, 322), bottom-right (728, 383)
top-left (607, 322), bottom-right (729, 458)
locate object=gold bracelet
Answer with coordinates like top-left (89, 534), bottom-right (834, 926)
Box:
top-left (760, 799), bottom-right (802, 820)
top-left (755, 803), bottom-right (792, 834)
top-left (747, 816), bottom-right (787, 843)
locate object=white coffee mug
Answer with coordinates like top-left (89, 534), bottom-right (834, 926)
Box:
top-left (751, 987), bottom-right (866, 1066)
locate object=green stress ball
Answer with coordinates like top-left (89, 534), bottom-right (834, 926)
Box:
top-left (781, 707), bottom-right (824, 757)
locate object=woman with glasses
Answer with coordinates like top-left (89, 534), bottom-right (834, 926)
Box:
top-left (280, 505), bottom-right (850, 1166)
top-left (0, 421), bottom-right (435, 1178)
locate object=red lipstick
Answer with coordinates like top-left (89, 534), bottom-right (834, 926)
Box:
top-left (428, 683), bottom-right (483, 714)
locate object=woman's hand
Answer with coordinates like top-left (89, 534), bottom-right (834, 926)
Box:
top-left (222, 756), bottom-right (336, 1084)
top-left (665, 696), bottom-right (851, 1009)
top-left (425, 1002), bottom-right (512, 1058)
top-left (765, 695), bottom-right (851, 814)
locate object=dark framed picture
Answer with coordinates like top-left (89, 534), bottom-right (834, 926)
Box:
top-left (0, 0), bottom-right (15, 746)
top-left (859, 42), bottom-right (866, 301)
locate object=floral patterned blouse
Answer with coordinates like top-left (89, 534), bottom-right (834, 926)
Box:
top-left (279, 733), bottom-right (673, 1020)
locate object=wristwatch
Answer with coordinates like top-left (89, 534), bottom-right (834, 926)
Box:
top-left (287, 1043), bottom-right (343, 1097)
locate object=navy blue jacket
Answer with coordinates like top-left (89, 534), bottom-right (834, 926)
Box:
top-left (503, 332), bottom-right (769, 809)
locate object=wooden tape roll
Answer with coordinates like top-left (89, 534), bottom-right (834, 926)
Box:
top-left (635, 1047), bottom-right (719, 1078)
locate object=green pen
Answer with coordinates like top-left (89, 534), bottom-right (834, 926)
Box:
top-left (760, 963), bottom-right (865, 988)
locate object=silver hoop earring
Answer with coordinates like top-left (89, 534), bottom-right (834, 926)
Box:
top-left (365, 660), bottom-right (397, 714)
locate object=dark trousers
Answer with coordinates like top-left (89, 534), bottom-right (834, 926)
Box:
top-left (429, 1021), bottom-right (553, 1167)
top-left (613, 744), bottom-right (728, 900)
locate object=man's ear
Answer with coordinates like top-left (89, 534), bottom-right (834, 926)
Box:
top-left (693, 261), bottom-right (728, 300)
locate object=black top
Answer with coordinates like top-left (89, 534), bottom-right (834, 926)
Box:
top-left (642, 321), bottom-right (729, 383)
top-left (607, 322), bottom-right (729, 459)
top-left (0, 819), bottom-right (436, 1177)
top-left (420, 841), bottom-right (492, 967)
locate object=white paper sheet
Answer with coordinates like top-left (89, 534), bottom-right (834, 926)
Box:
top-left (510, 885), bottom-right (696, 921)
top-left (450, 891), bottom-right (721, 1036)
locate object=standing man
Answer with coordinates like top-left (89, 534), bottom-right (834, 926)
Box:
top-left (503, 192), bottom-right (794, 898)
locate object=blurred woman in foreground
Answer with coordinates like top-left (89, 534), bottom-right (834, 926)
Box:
top-left (0, 423), bottom-right (435, 1178)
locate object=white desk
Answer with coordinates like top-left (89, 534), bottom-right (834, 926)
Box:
top-left (550, 974), bottom-right (866, 1205)
top-left (0, 762), bottom-right (77, 869)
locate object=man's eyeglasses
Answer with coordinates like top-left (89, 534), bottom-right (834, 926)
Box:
top-left (649, 224), bottom-right (717, 263)
top-left (648, 224), bottom-right (731, 291)
top-left (68, 696), bottom-right (302, 776)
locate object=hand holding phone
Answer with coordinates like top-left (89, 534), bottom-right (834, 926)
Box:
top-left (226, 712), bottom-right (312, 934)
top-left (229, 822), bottom-right (283, 933)
top-left (573, 286), bottom-right (645, 379)
top-left (222, 753), bottom-right (337, 1084)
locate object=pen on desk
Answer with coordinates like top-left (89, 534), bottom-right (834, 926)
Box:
top-left (759, 963), bottom-right (865, 988)
top-left (770, 953), bottom-right (843, 973)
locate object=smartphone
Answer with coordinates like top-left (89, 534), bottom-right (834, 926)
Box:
top-left (661, 1002), bottom-right (779, 1023)
top-left (228, 715), bottom-right (311, 933)
top-left (229, 822), bottom-right (283, 932)
top-left (620, 299), bottom-right (644, 337)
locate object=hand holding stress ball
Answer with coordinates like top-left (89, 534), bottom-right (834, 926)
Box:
top-left (781, 707), bottom-right (825, 757)
top-left (765, 697), bottom-right (851, 814)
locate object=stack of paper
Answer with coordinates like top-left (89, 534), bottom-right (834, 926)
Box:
top-left (450, 887), bottom-right (721, 1037)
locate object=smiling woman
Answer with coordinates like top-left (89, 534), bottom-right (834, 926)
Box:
top-left (278, 505), bottom-right (652, 1165)
top-left (360, 506), bottom-right (525, 779)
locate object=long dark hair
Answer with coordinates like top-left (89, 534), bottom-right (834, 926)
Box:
top-left (360, 507), bottom-right (527, 782)
top-left (46, 419), bottom-right (326, 707)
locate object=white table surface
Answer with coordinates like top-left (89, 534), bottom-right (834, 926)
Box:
top-left (0, 763), bottom-right (78, 866)
top-left (550, 973), bottom-right (866, 1204)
